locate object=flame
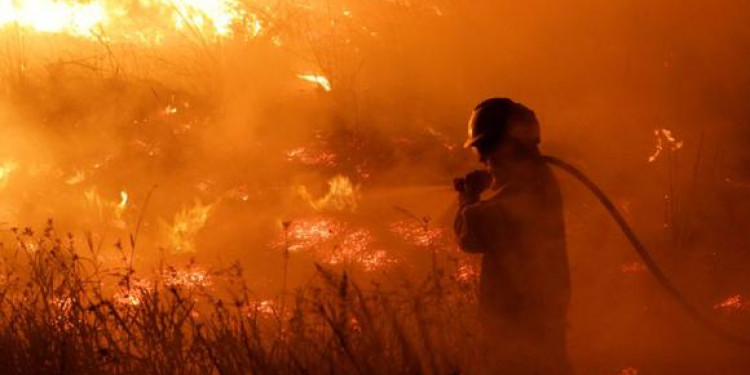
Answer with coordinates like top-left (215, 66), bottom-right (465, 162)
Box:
top-left (83, 187), bottom-right (129, 228)
top-left (0, 0), bottom-right (248, 41)
top-left (298, 175), bottom-right (360, 212)
top-left (165, 200), bottom-right (214, 254)
top-left (0, 161), bottom-right (18, 189)
top-left (113, 190), bottom-right (129, 228)
top-left (114, 278), bottom-right (153, 307)
top-left (169, 0), bottom-right (243, 36)
top-left (648, 128), bottom-right (684, 163)
top-left (298, 74), bottom-right (332, 92)
top-left (620, 367), bottom-right (639, 375)
top-left (0, 0), bottom-right (107, 37)
top-left (118, 190), bottom-right (129, 210)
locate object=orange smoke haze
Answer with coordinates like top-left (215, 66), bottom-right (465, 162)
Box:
top-left (1, 0), bottom-right (750, 373)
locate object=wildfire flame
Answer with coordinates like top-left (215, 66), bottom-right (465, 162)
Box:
top-left (0, 0), bottom-right (248, 41)
top-left (114, 278), bottom-right (153, 307)
top-left (83, 187), bottom-right (129, 229)
top-left (298, 74), bottom-right (332, 92)
top-left (0, 0), bottom-right (106, 37)
top-left (165, 200), bottom-right (214, 254)
top-left (298, 175), bottom-right (360, 212)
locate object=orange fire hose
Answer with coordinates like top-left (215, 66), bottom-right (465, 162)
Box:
top-left (543, 155), bottom-right (750, 346)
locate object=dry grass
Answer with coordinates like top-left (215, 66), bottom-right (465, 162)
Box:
top-left (0, 221), bottom-right (482, 375)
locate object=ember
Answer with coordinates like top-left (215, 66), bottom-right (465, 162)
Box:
top-left (389, 219), bottom-right (445, 247)
top-left (620, 261), bottom-right (647, 274)
top-left (277, 217), bottom-right (342, 253)
top-left (714, 294), bottom-right (745, 313)
top-left (114, 278), bottom-right (153, 307)
top-left (244, 299), bottom-right (277, 317)
top-left (648, 128), bottom-right (684, 163)
top-left (285, 147), bottom-right (338, 166)
top-left (273, 217), bottom-right (395, 271)
top-left (0, 1), bottom-right (748, 374)
top-left (162, 266), bottom-right (212, 289)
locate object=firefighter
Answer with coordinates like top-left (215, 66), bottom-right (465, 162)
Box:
top-left (454, 98), bottom-right (573, 374)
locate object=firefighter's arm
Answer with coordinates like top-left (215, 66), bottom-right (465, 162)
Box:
top-left (454, 195), bottom-right (488, 254)
top-left (453, 170), bottom-right (493, 253)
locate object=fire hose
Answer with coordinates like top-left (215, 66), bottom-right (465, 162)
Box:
top-left (455, 155), bottom-right (750, 346)
top-left (541, 155), bottom-right (750, 346)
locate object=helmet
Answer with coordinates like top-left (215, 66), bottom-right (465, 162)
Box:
top-left (464, 98), bottom-right (541, 149)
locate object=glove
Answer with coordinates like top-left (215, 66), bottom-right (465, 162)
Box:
top-left (455, 170), bottom-right (492, 203)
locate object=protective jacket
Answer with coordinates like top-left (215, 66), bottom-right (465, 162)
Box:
top-left (454, 160), bottom-right (572, 374)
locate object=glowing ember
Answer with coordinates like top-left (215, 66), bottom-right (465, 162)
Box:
top-left (279, 217), bottom-right (342, 252)
top-left (244, 299), bottom-right (277, 317)
top-left (162, 266), bottom-right (211, 289)
top-left (298, 175), bottom-right (360, 211)
top-left (273, 217), bottom-right (395, 271)
top-left (298, 74), bottom-right (332, 92)
top-left (455, 262), bottom-right (479, 282)
top-left (620, 261), bottom-right (646, 274)
top-left (714, 294), bottom-right (745, 313)
top-left (285, 146), bottom-right (337, 166)
top-left (114, 278), bottom-right (153, 307)
top-left (49, 296), bottom-right (76, 329)
top-left (620, 367), bottom-right (639, 375)
top-left (165, 200), bottom-right (214, 254)
top-left (389, 219), bottom-right (444, 247)
top-left (648, 128), bottom-right (683, 163)
top-left (0, 161), bottom-right (17, 189)
top-left (324, 228), bottom-right (395, 271)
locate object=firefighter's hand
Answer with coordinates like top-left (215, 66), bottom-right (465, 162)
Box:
top-left (455, 170), bottom-right (492, 203)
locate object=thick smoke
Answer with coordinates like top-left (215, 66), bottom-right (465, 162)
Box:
top-left (1, 0), bottom-right (750, 373)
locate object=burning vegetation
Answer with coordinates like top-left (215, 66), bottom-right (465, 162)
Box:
top-left (1, 0), bottom-right (750, 374)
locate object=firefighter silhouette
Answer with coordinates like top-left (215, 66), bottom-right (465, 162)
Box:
top-left (454, 98), bottom-right (573, 374)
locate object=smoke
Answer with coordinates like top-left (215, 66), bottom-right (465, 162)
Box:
top-left (1, 0), bottom-right (750, 373)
